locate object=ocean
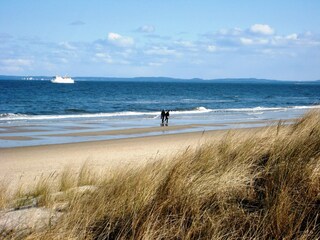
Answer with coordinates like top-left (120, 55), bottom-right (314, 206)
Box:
top-left (1, 79), bottom-right (320, 147)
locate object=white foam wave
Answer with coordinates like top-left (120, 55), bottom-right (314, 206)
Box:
top-left (212, 105), bottom-right (320, 113)
top-left (0, 113), bottom-right (28, 118)
top-left (0, 107), bottom-right (213, 121)
top-left (0, 111), bottom-right (159, 121)
top-left (0, 105), bottom-right (319, 121)
top-left (171, 106), bottom-right (213, 115)
top-left (292, 105), bottom-right (320, 109)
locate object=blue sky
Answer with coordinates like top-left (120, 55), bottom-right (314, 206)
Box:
top-left (0, 0), bottom-right (320, 80)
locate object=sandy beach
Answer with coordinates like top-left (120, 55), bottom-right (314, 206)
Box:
top-left (0, 126), bottom-right (259, 188)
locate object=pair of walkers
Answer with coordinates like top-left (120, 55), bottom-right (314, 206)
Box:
top-left (160, 110), bottom-right (170, 126)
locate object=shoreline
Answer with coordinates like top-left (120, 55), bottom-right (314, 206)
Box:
top-left (0, 118), bottom-right (288, 148)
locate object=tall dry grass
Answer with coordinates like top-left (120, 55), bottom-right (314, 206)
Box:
top-left (0, 181), bottom-right (8, 210)
top-left (6, 110), bottom-right (320, 239)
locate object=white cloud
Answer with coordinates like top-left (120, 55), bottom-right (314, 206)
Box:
top-left (94, 52), bottom-right (113, 63)
top-left (144, 34), bottom-right (171, 40)
top-left (250, 24), bottom-right (274, 35)
top-left (148, 62), bottom-right (163, 67)
top-left (59, 42), bottom-right (77, 50)
top-left (240, 37), bottom-right (254, 45)
top-left (270, 34), bottom-right (299, 46)
top-left (2, 58), bottom-right (32, 66)
top-left (144, 46), bottom-right (177, 56)
top-left (174, 40), bottom-right (196, 48)
top-left (137, 25), bottom-right (155, 33)
top-left (257, 39), bottom-right (269, 44)
top-left (93, 51), bottom-right (132, 65)
top-left (240, 37), bottom-right (269, 45)
top-left (147, 58), bottom-right (168, 67)
top-left (286, 33), bottom-right (298, 40)
top-left (174, 40), bottom-right (198, 52)
top-left (218, 27), bottom-right (243, 36)
top-left (0, 58), bottom-right (33, 72)
top-left (1, 23), bottom-right (319, 79)
top-left (107, 32), bottom-right (134, 47)
top-left (207, 45), bottom-right (217, 52)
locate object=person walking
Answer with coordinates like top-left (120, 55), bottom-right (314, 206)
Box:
top-left (160, 109), bottom-right (165, 126)
top-left (165, 110), bottom-right (170, 126)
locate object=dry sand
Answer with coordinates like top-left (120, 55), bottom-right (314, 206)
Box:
top-left (0, 127), bottom-right (261, 189)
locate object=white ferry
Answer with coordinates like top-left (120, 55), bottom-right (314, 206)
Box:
top-left (51, 76), bottom-right (75, 84)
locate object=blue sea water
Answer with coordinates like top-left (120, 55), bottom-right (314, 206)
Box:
top-left (0, 79), bottom-right (320, 147)
top-left (1, 79), bottom-right (320, 120)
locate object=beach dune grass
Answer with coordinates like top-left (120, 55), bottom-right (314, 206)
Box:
top-left (3, 110), bottom-right (320, 239)
top-left (0, 182), bottom-right (8, 210)
top-left (57, 161), bottom-right (99, 192)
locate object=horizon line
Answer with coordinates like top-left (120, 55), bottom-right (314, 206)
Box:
top-left (0, 74), bottom-right (319, 82)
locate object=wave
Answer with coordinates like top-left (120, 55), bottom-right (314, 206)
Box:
top-left (1, 105), bottom-right (319, 121)
top-left (171, 107), bottom-right (213, 115)
top-left (0, 111), bottom-right (159, 121)
top-left (175, 105), bottom-right (320, 114)
top-left (0, 113), bottom-right (28, 118)
top-left (0, 108), bottom-right (211, 121)
top-left (214, 105), bottom-right (320, 112)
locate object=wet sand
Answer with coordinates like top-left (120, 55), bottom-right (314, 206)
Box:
top-left (40, 124), bottom-right (225, 137)
top-left (0, 136), bottom-right (37, 141)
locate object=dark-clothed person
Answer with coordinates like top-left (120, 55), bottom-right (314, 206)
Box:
top-left (165, 111), bottom-right (170, 125)
top-left (161, 110), bottom-right (165, 124)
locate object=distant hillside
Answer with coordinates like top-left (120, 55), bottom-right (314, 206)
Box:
top-left (74, 77), bottom-right (285, 83)
top-left (0, 75), bottom-right (319, 84)
top-left (206, 78), bottom-right (283, 84)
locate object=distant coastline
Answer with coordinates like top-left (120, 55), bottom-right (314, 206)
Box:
top-left (0, 75), bottom-right (319, 84)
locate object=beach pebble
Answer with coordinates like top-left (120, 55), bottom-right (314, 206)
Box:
top-left (0, 207), bottom-right (62, 238)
